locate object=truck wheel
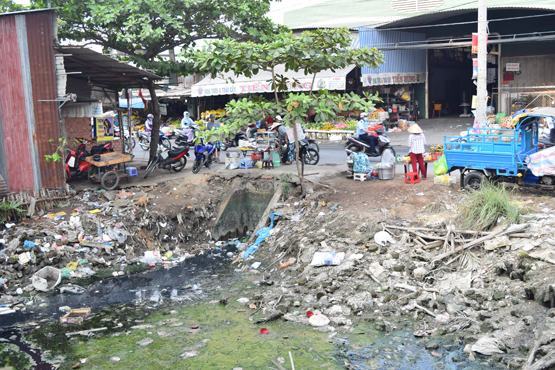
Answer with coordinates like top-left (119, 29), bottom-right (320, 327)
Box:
top-left (463, 172), bottom-right (484, 190)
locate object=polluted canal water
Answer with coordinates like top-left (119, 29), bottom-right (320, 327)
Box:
top-left (0, 188), bottom-right (498, 369)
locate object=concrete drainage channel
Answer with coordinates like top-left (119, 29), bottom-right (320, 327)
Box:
top-left (212, 183), bottom-right (277, 240)
top-left (0, 178), bottom-right (285, 368)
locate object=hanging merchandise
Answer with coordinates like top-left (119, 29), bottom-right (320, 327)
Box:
top-left (471, 33), bottom-right (478, 54)
top-left (472, 58), bottom-right (478, 80)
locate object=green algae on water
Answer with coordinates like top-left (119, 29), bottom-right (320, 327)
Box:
top-left (64, 303), bottom-right (340, 369)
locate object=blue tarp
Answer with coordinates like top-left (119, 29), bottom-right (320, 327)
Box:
top-left (242, 211), bottom-right (279, 259)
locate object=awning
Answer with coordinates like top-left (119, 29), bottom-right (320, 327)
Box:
top-left (58, 46), bottom-right (161, 89)
top-left (191, 65), bottom-right (356, 97)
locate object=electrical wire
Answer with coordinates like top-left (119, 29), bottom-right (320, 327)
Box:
top-left (373, 11), bottom-right (555, 31)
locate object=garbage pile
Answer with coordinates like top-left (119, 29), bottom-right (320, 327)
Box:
top-left (239, 195), bottom-right (555, 369)
top-left (0, 187), bottom-right (220, 306)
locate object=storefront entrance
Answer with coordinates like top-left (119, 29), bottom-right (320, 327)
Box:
top-left (428, 48), bottom-right (474, 117)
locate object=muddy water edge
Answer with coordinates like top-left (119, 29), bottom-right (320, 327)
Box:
top-left (0, 179), bottom-right (498, 369)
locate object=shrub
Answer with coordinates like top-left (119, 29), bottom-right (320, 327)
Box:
top-left (458, 182), bottom-right (520, 231)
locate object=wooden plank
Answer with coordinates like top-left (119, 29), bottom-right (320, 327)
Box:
top-left (85, 152), bottom-right (133, 167)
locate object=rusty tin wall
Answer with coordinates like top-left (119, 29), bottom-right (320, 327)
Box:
top-left (0, 10), bottom-right (64, 193)
top-left (0, 14), bottom-right (35, 192)
top-left (25, 11), bottom-right (64, 189)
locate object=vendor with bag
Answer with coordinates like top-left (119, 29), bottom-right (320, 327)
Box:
top-left (408, 123), bottom-right (427, 179)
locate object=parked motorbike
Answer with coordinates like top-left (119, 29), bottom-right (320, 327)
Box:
top-left (306, 138), bottom-right (320, 153)
top-left (143, 145), bottom-right (190, 178)
top-left (137, 131), bottom-right (172, 151)
top-left (174, 126), bottom-right (197, 148)
top-left (221, 132), bottom-right (247, 151)
top-left (345, 134), bottom-right (396, 177)
top-left (65, 140), bottom-right (113, 180)
top-left (345, 132), bottom-right (394, 157)
top-left (192, 140), bottom-right (216, 174)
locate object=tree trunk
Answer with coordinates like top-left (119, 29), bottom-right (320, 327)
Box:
top-left (309, 73), bottom-right (317, 96)
top-left (293, 122), bottom-right (304, 193)
top-left (271, 66), bottom-right (279, 104)
top-left (147, 81), bottom-right (161, 163)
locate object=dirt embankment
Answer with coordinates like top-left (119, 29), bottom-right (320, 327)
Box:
top-left (0, 173), bottom-right (278, 302)
top-left (239, 176), bottom-right (555, 369)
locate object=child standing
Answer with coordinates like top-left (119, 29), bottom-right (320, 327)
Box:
top-left (408, 123), bottom-right (427, 179)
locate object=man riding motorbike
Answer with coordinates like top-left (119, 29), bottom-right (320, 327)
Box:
top-left (356, 112), bottom-right (379, 156)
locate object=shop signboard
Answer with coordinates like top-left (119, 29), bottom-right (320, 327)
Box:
top-left (361, 72), bottom-right (426, 87)
top-left (505, 63), bottom-right (520, 72)
top-left (191, 76), bottom-right (346, 97)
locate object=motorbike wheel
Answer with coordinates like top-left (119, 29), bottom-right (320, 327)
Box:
top-left (192, 158), bottom-right (203, 174)
top-left (101, 170), bottom-right (120, 191)
top-left (172, 157), bottom-right (187, 172)
top-left (346, 144), bottom-right (360, 153)
top-left (161, 138), bottom-right (172, 150)
top-left (303, 148), bottom-right (320, 165)
top-left (124, 137), bottom-right (136, 153)
top-left (309, 142), bottom-right (320, 152)
top-left (138, 137), bottom-right (150, 151)
top-left (143, 159), bottom-right (159, 179)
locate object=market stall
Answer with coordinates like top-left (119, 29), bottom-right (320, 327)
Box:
top-left (225, 131), bottom-right (281, 170)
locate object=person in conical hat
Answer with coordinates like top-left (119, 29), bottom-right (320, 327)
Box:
top-left (408, 123), bottom-right (427, 179)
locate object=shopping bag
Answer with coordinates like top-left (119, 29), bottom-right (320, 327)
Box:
top-left (433, 155), bottom-right (448, 176)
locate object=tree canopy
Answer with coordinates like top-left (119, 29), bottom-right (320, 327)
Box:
top-left (191, 28), bottom-right (384, 98)
top-left (49, 0), bottom-right (276, 73)
top-left (0, 0), bottom-right (23, 12)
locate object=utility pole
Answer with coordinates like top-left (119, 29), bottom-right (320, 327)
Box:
top-left (475, 0), bottom-right (488, 127)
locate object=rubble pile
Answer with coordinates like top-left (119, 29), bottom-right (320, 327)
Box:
top-left (0, 186), bottom-right (221, 303)
top-left (243, 194), bottom-right (555, 369)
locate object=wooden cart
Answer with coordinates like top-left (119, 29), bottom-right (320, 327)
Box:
top-left (85, 152), bottom-right (134, 190)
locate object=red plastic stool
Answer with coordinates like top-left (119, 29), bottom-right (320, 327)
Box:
top-left (404, 171), bottom-right (420, 184)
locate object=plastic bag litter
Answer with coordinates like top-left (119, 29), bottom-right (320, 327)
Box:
top-left (310, 251), bottom-right (345, 267)
top-left (470, 336), bottom-right (505, 355)
top-left (32, 266), bottom-right (62, 292)
top-left (374, 231), bottom-right (395, 246)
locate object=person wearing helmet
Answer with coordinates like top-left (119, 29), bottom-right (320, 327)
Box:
top-left (181, 111), bottom-right (194, 128)
top-left (145, 113), bottom-right (154, 132)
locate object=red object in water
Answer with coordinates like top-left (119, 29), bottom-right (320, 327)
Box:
top-left (306, 311), bottom-right (314, 318)
top-left (259, 328), bottom-right (269, 335)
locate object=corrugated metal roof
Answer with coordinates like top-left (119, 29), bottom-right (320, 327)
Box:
top-left (59, 47), bottom-right (161, 89)
top-left (360, 29), bottom-right (426, 74)
top-left (377, 6), bottom-right (555, 29)
top-left (281, 0), bottom-right (555, 28)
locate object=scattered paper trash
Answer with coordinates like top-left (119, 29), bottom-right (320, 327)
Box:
top-left (60, 307), bottom-right (92, 325)
top-left (32, 266), bottom-right (62, 292)
top-left (237, 297), bottom-right (250, 304)
top-left (374, 231), bottom-right (395, 246)
top-left (310, 251), bottom-right (345, 267)
top-left (141, 250), bottom-right (162, 266)
top-left (250, 261), bottom-right (261, 270)
top-left (308, 313), bottom-right (330, 327)
top-left (137, 338), bottom-right (154, 347)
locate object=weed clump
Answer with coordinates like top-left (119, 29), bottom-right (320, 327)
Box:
top-left (458, 182), bottom-right (520, 230)
top-left (0, 200), bottom-right (24, 223)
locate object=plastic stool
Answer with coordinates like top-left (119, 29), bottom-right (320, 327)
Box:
top-left (404, 171), bottom-right (420, 184)
top-left (353, 173), bottom-right (367, 182)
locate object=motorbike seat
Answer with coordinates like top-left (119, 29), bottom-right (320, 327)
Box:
top-left (168, 148), bottom-right (187, 157)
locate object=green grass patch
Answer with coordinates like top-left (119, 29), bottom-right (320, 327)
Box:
top-left (0, 200), bottom-right (25, 223)
top-left (63, 303), bottom-right (339, 369)
top-left (458, 181), bottom-right (520, 230)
